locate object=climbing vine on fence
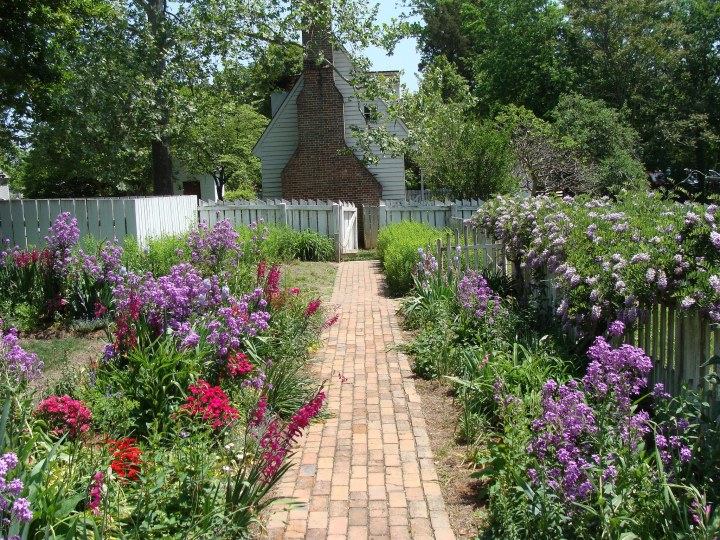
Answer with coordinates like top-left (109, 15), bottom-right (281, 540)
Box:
top-left (473, 191), bottom-right (720, 336)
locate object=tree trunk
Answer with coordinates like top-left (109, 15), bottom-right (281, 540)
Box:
top-left (152, 136), bottom-right (173, 195)
top-left (146, 0), bottom-right (174, 195)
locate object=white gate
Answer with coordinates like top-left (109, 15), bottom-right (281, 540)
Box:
top-left (335, 202), bottom-right (358, 255)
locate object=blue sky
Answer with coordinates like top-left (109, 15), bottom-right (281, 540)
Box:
top-left (363, 1), bottom-right (422, 92)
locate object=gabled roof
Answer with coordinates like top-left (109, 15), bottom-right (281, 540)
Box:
top-left (252, 74), bottom-right (305, 157)
top-left (252, 46), bottom-right (409, 158)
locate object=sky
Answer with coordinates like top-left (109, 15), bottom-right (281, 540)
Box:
top-left (362, 1), bottom-right (422, 93)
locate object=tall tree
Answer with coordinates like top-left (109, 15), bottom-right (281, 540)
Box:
top-left (175, 89), bottom-right (268, 200)
top-left (6, 0), bottom-right (393, 196)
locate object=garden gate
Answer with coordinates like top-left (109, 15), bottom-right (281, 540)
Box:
top-left (199, 199), bottom-right (358, 258)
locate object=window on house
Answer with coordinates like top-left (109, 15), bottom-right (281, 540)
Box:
top-left (363, 105), bottom-right (371, 122)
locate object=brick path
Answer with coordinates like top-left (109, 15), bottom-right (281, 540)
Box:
top-left (264, 261), bottom-right (456, 540)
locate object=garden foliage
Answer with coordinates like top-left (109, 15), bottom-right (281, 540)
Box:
top-left (475, 191), bottom-right (720, 338)
top-left (0, 213), bottom-right (336, 538)
top-left (400, 235), bottom-right (720, 539)
top-left (377, 221), bottom-right (447, 296)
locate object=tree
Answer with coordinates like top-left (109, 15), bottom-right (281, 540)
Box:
top-left (461, 0), bottom-right (572, 116)
top-left (496, 105), bottom-right (586, 196)
top-left (401, 57), bottom-right (516, 199)
top-left (412, 0), bottom-right (475, 82)
top-left (5, 0), bottom-right (395, 196)
top-left (551, 94), bottom-right (646, 194)
top-left (0, 0), bottom-right (98, 152)
top-left (175, 90), bottom-right (268, 201)
top-left (412, 0), bottom-right (571, 116)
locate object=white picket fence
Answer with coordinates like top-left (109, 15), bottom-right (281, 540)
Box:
top-left (199, 199), bottom-right (358, 256)
top-left (361, 199), bottom-right (483, 249)
top-left (379, 199), bottom-right (482, 229)
top-left (435, 223), bottom-right (719, 401)
top-left (0, 196), bottom-right (198, 248)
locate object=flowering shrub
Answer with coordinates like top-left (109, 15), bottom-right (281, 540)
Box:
top-left (179, 381), bottom-right (239, 430)
top-left (474, 191), bottom-right (720, 335)
top-left (36, 395), bottom-right (92, 438)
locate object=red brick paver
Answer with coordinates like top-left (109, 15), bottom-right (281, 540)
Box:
top-left (264, 261), bottom-right (456, 539)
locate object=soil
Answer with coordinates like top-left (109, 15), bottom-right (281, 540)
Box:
top-left (412, 376), bottom-right (489, 538)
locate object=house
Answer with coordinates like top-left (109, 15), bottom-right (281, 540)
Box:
top-left (0, 171), bottom-right (11, 200)
top-left (252, 20), bottom-right (408, 208)
top-left (171, 160), bottom-right (220, 202)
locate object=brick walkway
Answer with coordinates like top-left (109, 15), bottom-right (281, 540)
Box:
top-left (264, 261), bottom-right (456, 539)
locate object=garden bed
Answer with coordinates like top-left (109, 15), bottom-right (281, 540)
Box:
top-left (0, 214), bottom-right (338, 539)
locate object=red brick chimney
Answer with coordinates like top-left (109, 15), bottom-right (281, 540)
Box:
top-left (281, 3), bottom-right (382, 211)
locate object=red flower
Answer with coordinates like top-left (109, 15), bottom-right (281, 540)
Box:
top-left (106, 438), bottom-right (143, 482)
top-left (36, 395), bottom-right (92, 438)
top-left (304, 299), bottom-right (322, 318)
top-left (179, 381), bottom-right (239, 430)
top-left (226, 352), bottom-right (253, 377)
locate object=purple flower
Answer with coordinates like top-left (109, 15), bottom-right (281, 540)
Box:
top-left (607, 320), bottom-right (625, 337)
top-left (1, 323), bottom-right (44, 384)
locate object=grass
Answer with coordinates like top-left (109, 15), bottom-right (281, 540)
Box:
top-left (282, 261), bottom-right (339, 301)
top-left (343, 249), bottom-right (378, 261)
top-left (20, 333), bottom-right (107, 382)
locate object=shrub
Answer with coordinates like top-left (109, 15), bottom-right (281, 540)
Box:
top-left (262, 227), bottom-right (335, 262)
top-left (378, 221), bottom-right (446, 295)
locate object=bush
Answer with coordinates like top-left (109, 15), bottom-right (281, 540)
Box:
top-left (377, 221), bottom-right (447, 296)
top-left (262, 227), bottom-right (335, 262)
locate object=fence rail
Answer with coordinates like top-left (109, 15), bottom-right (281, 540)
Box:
top-left (435, 223), bottom-right (719, 401)
top-left (0, 196), bottom-right (197, 248)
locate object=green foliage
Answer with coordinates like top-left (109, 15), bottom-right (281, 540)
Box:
top-left (377, 221), bottom-right (446, 296)
top-left (175, 90), bottom-right (268, 200)
top-left (551, 93), bottom-right (646, 194)
top-left (401, 57), bottom-right (517, 199)
top-left (223, 185), bottom-right (258, 202)
top-left (413, 0), bottom-right (720, 174)
top-left (262, 227), bottom-right (335, 263)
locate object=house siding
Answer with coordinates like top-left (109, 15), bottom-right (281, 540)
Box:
top-left (333, 50), bottom-right (407, 200)
top-left (255, 80), bottom-right (303, 198)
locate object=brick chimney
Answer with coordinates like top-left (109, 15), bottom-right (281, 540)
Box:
top-left (281, 2), bottom-right (382, 216)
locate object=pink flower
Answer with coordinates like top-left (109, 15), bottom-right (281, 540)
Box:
top-left (87, 472), bottom-right (103, 515)
top-left (179, 381), bottom-right (239, 430)
top-left (304, 299), bottom-right (322, 318)
top-left (36, 396), bottom-right (92, 438)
